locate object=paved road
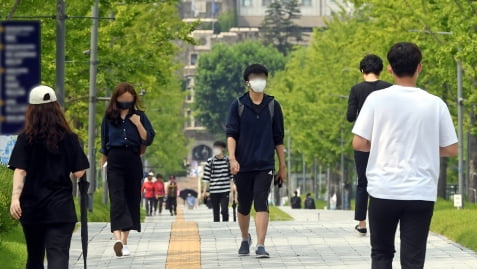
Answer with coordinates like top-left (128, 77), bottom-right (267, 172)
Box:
top-left (70, 205), bottom-right (477, 268)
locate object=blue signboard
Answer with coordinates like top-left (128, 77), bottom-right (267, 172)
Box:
top-left (0, 21), bottom-right (41, 134)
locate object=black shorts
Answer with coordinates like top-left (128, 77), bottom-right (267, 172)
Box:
top-left (234, 170), bottom-right (273, 215)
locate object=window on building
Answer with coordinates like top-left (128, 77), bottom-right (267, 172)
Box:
top-left (302, 0), bottom-right (312, 6)
top-left (262, 0), bottom-right (271, 7)
top-left (186, 109), bottom-right (192, 128)
top-left (190, 53), bottom-right (198, 66)
top-left (242, 0), bottom-right (252, 7)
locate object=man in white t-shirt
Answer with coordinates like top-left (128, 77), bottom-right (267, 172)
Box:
top-left (352, 42), bottom-right (458, 269)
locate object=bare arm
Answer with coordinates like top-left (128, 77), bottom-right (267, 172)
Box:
top-left (73, 170), bottom-right (86, 179)
top-left (227, 137), bottom-right (240, 174)
top-left (352, 135), bottom-right (371, 152)
top-left (440, 143), bottom-right (458, 157)
top-left (275, 144), bottom-right (286, 182)
top-left (10, 169), bottom-right (26, 220)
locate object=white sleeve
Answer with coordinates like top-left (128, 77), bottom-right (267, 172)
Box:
top-left (352, 95), bottom-right (374, 140)
top-left (439, 100), bottom-right (458, 147)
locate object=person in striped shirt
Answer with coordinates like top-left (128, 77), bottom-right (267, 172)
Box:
top-left (202, 141), bottom-right (234, 222)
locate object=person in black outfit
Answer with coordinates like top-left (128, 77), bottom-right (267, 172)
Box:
top-left (166, 175), bottom-right (178, 216)
top-left (100, 82), bottom-right (155, 257)
top-left (304, 193), bottom-right (316, 209)
top-left (9, 85), bottom-right (89, 269)
top-left (346, 55), bottom-right (392, 236)
top-left (290, 191), bottom-right (302, 209)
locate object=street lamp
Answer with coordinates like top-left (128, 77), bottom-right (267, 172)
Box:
top-left (409, 29), bottom-right (464, 208)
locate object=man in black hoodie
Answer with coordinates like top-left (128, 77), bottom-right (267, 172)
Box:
top-left (226, 64), bottom-right (286, 258)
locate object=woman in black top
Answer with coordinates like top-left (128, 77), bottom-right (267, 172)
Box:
top-left (100, 82), bottom-right (155, 257)
top-left (9, 85), bottom-right (89, 269)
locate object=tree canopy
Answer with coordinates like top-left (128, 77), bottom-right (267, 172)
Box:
top-left (1, 0), bottom-right (196, 175)
top-left (193, 41), bottom-right (286, 137)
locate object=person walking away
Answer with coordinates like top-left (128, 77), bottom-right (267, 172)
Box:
top-left (346, 54), bottom-right (393, 236)
top-left (201, 141), bottom-right (234, 222)
top-left (166, 175), bottom-right (179, 216)
top-left (352, 42), bottom-right (457, 268)
top-left (290, 191), bottom-right (301, 209)
top-left (226, 64), bottom-right (286, 258)
top-left (186, 193), bottom-right (196, 209)
top-left (100, 82), bottom-right (155, 257)
top-left (304, 193), bottom-right (316, 209)
top-left (154, 174), bottom-right (165, 214)
top-left (141, 173), bottom-right (157, 216)
top-left (9, 85), bottom-right (89, 268)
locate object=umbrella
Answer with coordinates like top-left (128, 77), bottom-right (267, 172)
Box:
top-left (179, 189), bottom-right (198, 200)
top-left (78, 174), bottom-right (89, 269)
top-left (232, 200), bottom-right (237, 222)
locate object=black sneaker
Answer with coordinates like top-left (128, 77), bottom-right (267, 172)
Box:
top-left (255, 246), bottom-right (270, 258)
top-left (355, 225), bottom-right (367, 236)
top-left (238, 234), bottom-right (252, 256)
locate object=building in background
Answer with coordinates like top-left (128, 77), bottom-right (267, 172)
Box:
top-left (179, 0), bottom-right (348, 172)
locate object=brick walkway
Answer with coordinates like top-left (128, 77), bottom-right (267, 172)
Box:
top-left (70, 205), bottom-right (477, 268)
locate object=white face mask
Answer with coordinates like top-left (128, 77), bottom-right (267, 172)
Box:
top-left (249, 79), bottom-right (267, 93)
top-left (213, 147), bottom-right (222, 156)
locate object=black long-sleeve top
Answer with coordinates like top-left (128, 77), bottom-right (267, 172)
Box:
top-left (100, 110), bottom-right (155, 155)
top-left (346, 80), bottom-right (393, 122)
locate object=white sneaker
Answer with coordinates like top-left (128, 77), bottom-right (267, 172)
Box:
top-left (113, 240), bottom-right (123, 257)
top-left (122, 245), bottom-right (130, 256)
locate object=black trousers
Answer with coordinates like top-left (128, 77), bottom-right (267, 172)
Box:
top-left (369, 197), bottom-right (434, 269)
top-left (167, 197), bottom-right (177, 215)
top-left (22, 222), bottom-right (75, 269)
top-left (354, 151), bottom-right (369, 221)
top-left (209, 192), bottom-right (230, 222)
top-left (153, 197), bottom-right (164, 213)
top-left (107, 148), bottom-right (143, 232)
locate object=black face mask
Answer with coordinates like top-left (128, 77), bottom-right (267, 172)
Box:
top-left (117, 101), bottom-right (134, 110)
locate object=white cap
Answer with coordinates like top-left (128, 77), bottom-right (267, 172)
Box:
top-left (148, 172), bottom-right (154, 176)
top-left (29, 85), bottom-right (57, 104)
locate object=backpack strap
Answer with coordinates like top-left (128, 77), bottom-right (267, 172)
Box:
top-left (237, 97), bottom-right (275, 121)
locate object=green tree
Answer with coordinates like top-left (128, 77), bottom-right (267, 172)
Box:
top-left (260, 0), bottom-right (302, 55)
top-left (193, 41), bottom-right (286, 137)
top-left (1, 0), bottom-right (197, 175)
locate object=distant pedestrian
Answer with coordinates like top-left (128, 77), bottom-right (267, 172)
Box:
top-left (9, 85), bottom-right (89, 268)
top-left (346, 54), bottom-right (393, 236)
top-left (154, 174), bottom-right (165, 215)
top-left (226, 64), bottom-right (286, 258)
top-left (186, 193), bottom-right (196, 209)
top-left (141, 172), bottom-right (157, 216)
top-left (290, 191), bottom-right (301, 209)
top-left (304, 193), bottom-right (316, 209)
top-left (201, 141), bottom-right (234, 222)
top-left (166, 175), bottom-right (179, 216)
top-left (100, 82), bottom-right (155, 257)
top-left (352, 42), bottom-right (457, 268)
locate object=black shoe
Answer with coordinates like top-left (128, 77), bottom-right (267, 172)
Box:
top-left (355, 225), bottom-right (367, 236)
top-left (238, 234), bottom-right (252, 256)
top-left (255, 246), bottom-right (270, 258)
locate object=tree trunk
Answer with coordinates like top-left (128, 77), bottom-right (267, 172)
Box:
top-left (468, 134), bottom-right (477, 203)
top-left (438, 157), bottom-right (448, 199)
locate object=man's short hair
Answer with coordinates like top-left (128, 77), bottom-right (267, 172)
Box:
top-left (213, 141), bottom-right (226, 148)
top-left (359, 54), bottom-right (384, 75)
top-left (243, 64), bottom-right (268, 81)
top-left (387, 42), bottom-right (422, 77)
top-left (156, 173), bottom-right (163, 179)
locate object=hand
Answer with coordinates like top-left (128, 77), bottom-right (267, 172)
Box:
top-left (10, 199), bottom-right (22, 220)
top-left (276, 167), bottom-right (287, 185)
top-left (129, 114), bottom-right (141, 126)
top-left (202, 192), bottom-right (207, 200)
top-left (230, 159), bottom-right (240, 175)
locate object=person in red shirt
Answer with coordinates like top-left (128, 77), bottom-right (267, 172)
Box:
top-left (154, 174), bottom-right (165, 215)
top-left (141, 173), bottom-right (156, 216)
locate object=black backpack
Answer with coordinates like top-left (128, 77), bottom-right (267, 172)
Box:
top-left (237, 98), bottom-right (275, 120)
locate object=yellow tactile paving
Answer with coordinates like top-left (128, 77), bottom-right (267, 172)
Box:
top-left (166, 206), bottom-right (201, 269)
